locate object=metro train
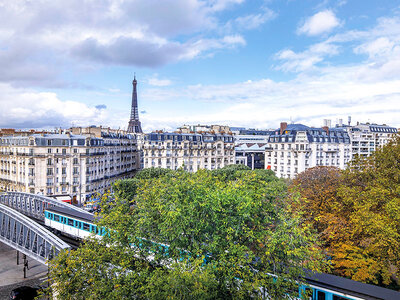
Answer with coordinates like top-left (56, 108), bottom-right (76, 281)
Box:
top-left (44, 206), bottom-right (104, 239)
top-left (44, 207), bottom-right (400, 300)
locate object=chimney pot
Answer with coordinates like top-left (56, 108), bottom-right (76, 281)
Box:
top-left (280, 122), bottom-right (288, 135)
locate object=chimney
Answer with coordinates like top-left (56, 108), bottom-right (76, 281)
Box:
top-left (323, 119), bottom-right (331, 128)
top-left (280, 122), bottom-right (288, 135)
top-left (322, 126), bottom-right (329, 134)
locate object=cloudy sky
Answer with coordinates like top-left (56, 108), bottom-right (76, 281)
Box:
top-left (1, 0), bottom-right (399, 131)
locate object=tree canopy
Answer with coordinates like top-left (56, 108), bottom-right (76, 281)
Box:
top-left (48, 168), bottom-right (325, 299)
top-left (290, 135), bottom-right (400, 289)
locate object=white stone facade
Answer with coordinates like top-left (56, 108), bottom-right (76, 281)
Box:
top-left (142, 132), bottom-right (235, 172)
top-left (0, 128), bottom-right (139, 203)
top-left (265, 123), bottom-right (351, 178)
top-left (344, 123), bottom-right (398, 159)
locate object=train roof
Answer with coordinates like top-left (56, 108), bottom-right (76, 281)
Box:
top-left (46, 205), bottom-right (96, 223)
top-left (305, 271), bottom-right (400, 300)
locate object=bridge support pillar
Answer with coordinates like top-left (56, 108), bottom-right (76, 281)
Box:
top-left (23, 254), bottom-right (27, 278)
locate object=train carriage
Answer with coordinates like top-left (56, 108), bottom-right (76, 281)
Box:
top-left (44, 206), bottom-right (103, 239)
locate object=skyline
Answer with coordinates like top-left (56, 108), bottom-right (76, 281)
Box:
top-left (0, 1), bottom-right (400, 131)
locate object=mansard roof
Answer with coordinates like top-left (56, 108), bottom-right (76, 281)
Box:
top-left (268, 124), bottom-right (350, 144)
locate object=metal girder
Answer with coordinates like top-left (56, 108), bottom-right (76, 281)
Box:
top-left (0, 203), bottom-right (70, 265)
top-left (0, 191), bottom-right (91, 221)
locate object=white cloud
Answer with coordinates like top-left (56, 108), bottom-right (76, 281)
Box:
top-left (209, 0), bottom-right (245, 12)
top-left (140, 70), bottom-right (400, 131)
top-left (354, 37), bottom-right (400, 60)
top-left (0, 0), bottom-right (248, 87)
top-left (298, 10), bottom-right (340, 36)
top-left (275, 41), bottom-right (339, 72)
top-left (180, 35), bottom-right (246, 60)
top-left (0, 84), bottom-right (117, 129)
top-left (148, 76), bottom-right (173, 87)
top-left (230, 8), bottom-right (276, 30)
top-left (139, 16), bottom-right (400, 130)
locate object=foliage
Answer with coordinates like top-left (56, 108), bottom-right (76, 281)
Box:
top-left (113, 167), bottom-right (174, 202)
top-left (289, 166), bottom-right (344, 239)
top-left (290, 135), bottom-right (400, 289)
top-left (211, 164), bottom-right (274, 182)
top-left (49, 169), bottom-right (325, 299)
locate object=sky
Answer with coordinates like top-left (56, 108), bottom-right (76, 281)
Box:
top-left (0, 0), bottom-right (400, 132)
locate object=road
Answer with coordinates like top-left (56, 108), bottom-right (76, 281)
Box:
top-left (0, 242), bottom-right (48, 299)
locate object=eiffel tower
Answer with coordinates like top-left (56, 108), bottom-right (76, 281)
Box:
top-left (127, 75), bottom-right (143, 133)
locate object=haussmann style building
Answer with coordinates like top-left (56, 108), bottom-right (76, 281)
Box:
top-left (265, 122), bottom-right (351, 178)
top-left (141, 132), bottom-right (235, 172)
top-left (0, 126), bottom-right (139, 203)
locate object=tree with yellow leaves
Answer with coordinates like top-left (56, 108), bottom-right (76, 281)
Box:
top-left (290, 135), bottom-right (400, 290)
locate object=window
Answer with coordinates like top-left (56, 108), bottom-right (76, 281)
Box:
top-left (54, 215), bottom-right (60, 222)
top-left (83, 223), bottom-right (90, 231)
top-left (317, 291), bottom-right (326, 300)
top-left (48, 148), bottom-right (52, 153)
top-left (62, 149), bottom-right (66, 155)
top-left (68, 218), bottom-right (74, 226)
top-left (91, 226), bottom-right (98, 234)
top-left (333, 296), bottom-right (349, 300)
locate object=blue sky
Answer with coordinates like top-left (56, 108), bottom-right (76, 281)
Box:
top-left (0, 0), bottom-right (399, 131)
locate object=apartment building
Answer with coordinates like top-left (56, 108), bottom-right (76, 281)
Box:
top-left (177, 124), bottom-right (231, 134)
top-left (0, 127), bottom-right (139, 203)
top-left (265, 123), bottom-right (351, 178)
top-left (142, 132), bottom-right (235, 171)
top-left (341, 123), bottom-right (398, 159)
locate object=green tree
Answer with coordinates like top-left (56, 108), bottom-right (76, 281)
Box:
top-left (48, 169), bottom-right (325, 299)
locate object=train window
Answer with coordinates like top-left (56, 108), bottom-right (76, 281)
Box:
top-left (76, 221), bottom-right (82, 229)
top-left (317, 291), bottom-right (326, 300)
top-left (333, 296), bottom-right (349, 300)
top-left (68, 218), bottom-right (74, 226)
top-left (54, 215), bottom-right (60, 222)
top-left (83, 223), bottom-right (90, 231)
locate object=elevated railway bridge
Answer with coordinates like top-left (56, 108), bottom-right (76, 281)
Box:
top-left (0, 192), bottom-right (92, 265)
